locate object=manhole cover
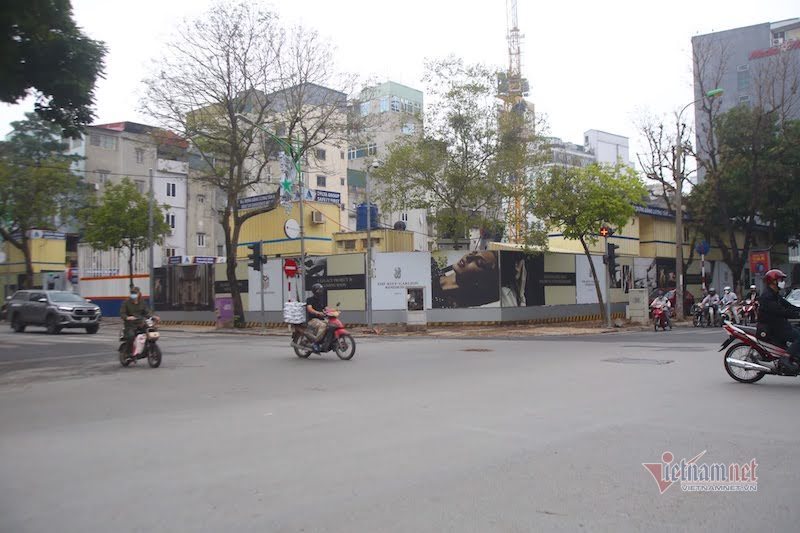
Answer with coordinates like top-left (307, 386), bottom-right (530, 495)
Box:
top-left (603, 357), bottom-right (673, 365)
top-left (462, 348), bottom-right (493, 352)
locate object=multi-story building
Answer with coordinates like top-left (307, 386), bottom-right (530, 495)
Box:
top-left (584, 129), bottom-right (630, 165)
top-left (347, 81), bottom-right (430, 251)
top-left (692, 18), bottom-right (800, 180)
top-left (185, 151), bottom-right (227, 258)
top-left (68, 121), bottom-right (194, 265)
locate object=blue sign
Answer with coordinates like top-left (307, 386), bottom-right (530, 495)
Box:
top-left (695, 240), bottom-right (711, 256)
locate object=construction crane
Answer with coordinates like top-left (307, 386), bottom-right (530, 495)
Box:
top-left (497, 0), bottom-right (531, 244)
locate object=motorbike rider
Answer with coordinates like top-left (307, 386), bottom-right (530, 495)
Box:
top-left (721, 286), bottom-right (740, 324)
top-left (746, 284), bottom-right (758, 303)
top-left (306, 283), bottom-right (327, 353)
top-left (650, 290), bottom-right (672, 328)
top-left (701, 287), bottom-right (720, 324)
top-left (757, 269), bottom-right (800, 373)
top-left (120, 287), bottom-right (158, 354)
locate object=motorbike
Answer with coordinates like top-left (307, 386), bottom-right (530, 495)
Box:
top-left (702, 303), bottom-right (722, 327)
top-left (720, 321), bottom-right (800, 383)
top-left (719, 301), bottom-right (739, 325)
top-left (742, 298), bottom-right (759, 325)
top-left (119, 316), bottom-right (162, 367)
top-left (290, 304), bottom-right (356, 360)
top-left (651, 303), bottom-right (671, 331)
top-left (691, 303), bottom-right (705, 327)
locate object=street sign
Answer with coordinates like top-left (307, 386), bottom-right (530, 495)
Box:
top-left (696, 240), bottom-right (711, 256)
top-left (237, 190), bottom-right (279, 211)
top-left (749, 250), bottom-right (771, 275)
top-left (284, 259), bottom-right (298, 277)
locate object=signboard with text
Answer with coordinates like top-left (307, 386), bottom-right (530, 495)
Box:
top-left (749, 251), bottom-right (771, 275)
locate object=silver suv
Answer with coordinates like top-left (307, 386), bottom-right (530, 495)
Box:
top-left (7, 290), bottom-right (102, 334)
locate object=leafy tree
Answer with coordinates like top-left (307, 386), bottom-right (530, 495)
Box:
top-left (0, 113), bottom-right (87, 288)
top-left (79, 179), bottom-right (170, 290)
top-left (143, 1), bottom-right (353, 327)
top-left (374, 57), bottom-right (549, 249)
top-left (531, 163), bottom-right (647, 322)
top-left (0, 0), bottom-right (106, 137)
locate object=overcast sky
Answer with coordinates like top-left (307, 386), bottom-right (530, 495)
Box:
top-left (1, 0), bottom-right (797, 160)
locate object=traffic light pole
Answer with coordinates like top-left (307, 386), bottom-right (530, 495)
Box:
top-left (604, 235), bottom-right (611, 328)
top-left (260, 241), bottom-right (266, 334)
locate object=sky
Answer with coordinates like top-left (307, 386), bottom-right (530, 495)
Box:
top-left (1, 0), bottom-right (798, 161)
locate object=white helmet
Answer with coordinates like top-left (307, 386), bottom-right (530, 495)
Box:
top-left (724, 286), bottom-right (731, 292)
top-left (750, 285), bottom-right (756, 290)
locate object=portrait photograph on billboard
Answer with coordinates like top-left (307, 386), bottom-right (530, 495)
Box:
top-left (430, 250), bottom-right (500, 308)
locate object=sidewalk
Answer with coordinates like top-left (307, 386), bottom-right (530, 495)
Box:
top-left (152, 319), bottom-right (697, 339)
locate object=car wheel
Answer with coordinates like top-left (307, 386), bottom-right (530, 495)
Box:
top-left (86, 324), bottom-right (99, 334)
top-left (45, 315), bottom-right (61, 335)
top-left (10, 314), bottom-right (25, 333)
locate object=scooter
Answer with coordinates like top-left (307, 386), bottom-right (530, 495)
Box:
top-left (290, 304), bottom-right (356, 360)
top-left (719, 302), bottom-right (739, 325)
top-left (720, 321), bottom-right (799, 383)
top-left (651, 303), bottom-right (671, 331)
top-left (119, 316), bottom-right (162, 367)
top-left (742, 298), bottom-right (759, 325)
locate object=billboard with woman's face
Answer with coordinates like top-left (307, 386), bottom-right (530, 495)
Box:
top-left (431, 250), bottom-right (500, 308)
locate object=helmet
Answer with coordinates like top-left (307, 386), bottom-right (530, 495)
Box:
top-left (709, 287), bottom-right (716, 293)
top-left (750, 285), bottom-right (756, 290)
top-left (724, 286), bottom-right (731, 292)
top-left (311, 283), bottom-right (324, 295)
top-left (764, 269), bottom-right (787, 285)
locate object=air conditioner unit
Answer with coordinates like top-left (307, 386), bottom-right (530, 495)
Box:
top-left (311, 211), bottom-right (324, 224)
top-left (773, 38), bottom-right (784, 46)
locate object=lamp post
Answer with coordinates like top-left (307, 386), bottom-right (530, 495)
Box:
top-left (365, 160), bottom-right (380, 332)
top-left (148, 167), bottom-right (155, 307)
top-left (674, 88), bottom-right (723, 320)
top-left (236, 114), bottom-right (306, 298)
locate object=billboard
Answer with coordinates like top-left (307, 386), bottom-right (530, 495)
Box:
top-left (372, 252), bottom-right (432, 310)
top-left (431, 250), bottom-right (500, 308)
top-left (575, 255), bottom-right (607, 304)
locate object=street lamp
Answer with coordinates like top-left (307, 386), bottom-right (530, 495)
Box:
top-left (236, 114), bottom-right (306, 298)
top-left (365, 159), bottom-right (380, 332)
top-left (674, 88), bottom-right (723, 320)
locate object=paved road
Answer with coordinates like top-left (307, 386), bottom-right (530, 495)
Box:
top-left (1, 325), bottom-right (798, 532)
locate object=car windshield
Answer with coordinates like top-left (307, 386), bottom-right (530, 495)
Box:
top-left (787, 289), bottom-right (800, 302)
top-left (49, 292), bottom-right (88, 303)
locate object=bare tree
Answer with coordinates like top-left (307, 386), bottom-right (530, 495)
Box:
top-left (142, 1), bottom-right (354, 326)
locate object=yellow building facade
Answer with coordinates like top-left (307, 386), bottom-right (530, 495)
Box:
top-left (1, 232), bottom-right (69, 297)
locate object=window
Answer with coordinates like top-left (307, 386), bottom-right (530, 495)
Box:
top-left (316, 175), bottom-right (327, 187)
top-left (197, 194), bottom-right (205, 204)
top-left (684, 227), bottom-right (690, 241)
top-left (390, 97), bottom-right (401, 112)
top-left (165, 213), bottom-right (176, 229)
top-left (379, 97), bottom-right (388, 113)
top-left (135, 148), bottom-right (145, 164)
top-left (402, 122), bottom-right (416, 135)
top-left (166, 183), bottom-right (176, 197)
top-left (360, 102), bottom-right (370, 116)
top-left (401, 212), bottom-right (408, 222)
top-left (134, 180), bottom-right (145, 193)
top-left (217, 244), bottom-right (224, 256)
top-left (340, 150), bottom-right (345, 160)
top-left (348, 143), bottom-right (378, 160)
top-left (197, 233), bottom-right (206, 247)
top-left (739, 95), bottom-right (751, 104)
top-left (368, 143), bottom-right (377, 156)
top-left (90, 133), bottom-right (117, 150)
top-left (737, 66), bottom-right (750, 93)
top-left (344, 240), bottom-right (356, 250)
top-left (315, 148), bottom-right (326, 161)
top-left (96, 170), bottom-right (109, 183)
top-left (340, 177), bottom-right (345, 186)
top-left (166, 248), bottom-right (176, 258)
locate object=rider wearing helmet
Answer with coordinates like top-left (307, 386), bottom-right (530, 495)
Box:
top-left (746, 284), bottom-right (758, 303)
top-left (650, 289), bottom-right (672, 328)
top-left (701, 287), bottom-right (720, 323)
top-left (757, 269), bottom-right (800, 373)
top-left (306, 283), bottom-right (327, 352)
top-left (721, 286), bottom-right (740, 323)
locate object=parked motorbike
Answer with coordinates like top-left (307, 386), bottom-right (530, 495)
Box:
top-left (742, 298), bottom-right (759, 325)
top-left (290, 304), bottom-right (356, 360)
top-left (651, 303), bottom-right (671, 331)
top-left (720, 321), bottom-right (800, 383)
top-left (119, 316), bottom-right (162, 367)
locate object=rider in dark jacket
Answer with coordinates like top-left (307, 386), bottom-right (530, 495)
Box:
top-left (757, 269), bottom-right (800, 372)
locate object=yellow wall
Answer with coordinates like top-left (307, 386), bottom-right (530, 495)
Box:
top-left (333, 229), bottom-right (414, 254)
top-left (546, 215), bottom-right (640, 257)
top-left (237, 201), bottom-right (342, 258)
top-left (1, 238), bottom-right (67, 276)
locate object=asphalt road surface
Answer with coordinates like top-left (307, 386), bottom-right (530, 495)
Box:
top-left (1, 324), bottom-right (798, 533)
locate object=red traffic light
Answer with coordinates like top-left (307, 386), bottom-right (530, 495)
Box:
top-left (599, 226), bottom-right (610, 237)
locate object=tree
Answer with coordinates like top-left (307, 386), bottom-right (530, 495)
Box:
top-left (374, 57), bottom-right (548, 249)
top-left (0, 0), bottom-right (106, 137)
top-left (0, 113), bottom-right (87, 288)
top-left (531, 163), bottom-right (647, 322)
top-left (142, 1), bottom-right (354, 327)
top-left (79, 179), bottom-right (170, 290)
top-left (689, 106), bottom-right (800, 289)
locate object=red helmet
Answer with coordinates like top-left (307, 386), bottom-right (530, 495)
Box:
top-left (763, 269), bottom-right (787, 284)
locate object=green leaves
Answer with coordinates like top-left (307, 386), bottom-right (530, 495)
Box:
top-left (531, 163), bottom-right (647, 244)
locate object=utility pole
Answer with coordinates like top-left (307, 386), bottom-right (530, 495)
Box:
top-left (365, 162), bottom-right (374, 331)
top-left (148, 167), bottom-right (155, 309)
top-left (260, 242), bottom-right (266, 334)
top-left (604, 234), bottom-right (611, 328)
top-left (674, 126), bottom-right (684, 321)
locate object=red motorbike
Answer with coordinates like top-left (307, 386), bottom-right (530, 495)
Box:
top-left (290, 305), bottom-right (356, 360)
top-left (651, 303), bottom-right (671, 331)
top-left (741, 298), bottom-right (759, 325)
top-left (720, 322), bottom-right (798, 383)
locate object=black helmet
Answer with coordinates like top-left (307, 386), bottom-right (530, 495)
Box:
top-left (311, 283), bottom-right (324, 295)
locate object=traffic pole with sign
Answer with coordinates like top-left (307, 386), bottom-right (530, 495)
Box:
top-left (259, 244), bottom-right (266, 334)
top-left (604, 234), bottom-right (611, 328)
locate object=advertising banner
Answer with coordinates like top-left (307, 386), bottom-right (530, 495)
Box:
top-left (749, 251), bottom-right (771, 276)
top-left (575, 255), bottom-right (607, 304)
top-left (372, 252), bottom-right (432, 310)
top-left (247, 259), bottom-right (284, 311)
top-left (431, 250), bottom-right (500, 308)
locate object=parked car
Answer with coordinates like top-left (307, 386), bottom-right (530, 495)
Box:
top-left (6, 290), bottom-right (101, 334)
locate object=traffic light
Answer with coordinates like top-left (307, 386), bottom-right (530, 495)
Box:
top-left (247, 242), bottom-right (263, 271)
top-left (606, 242), bottom-right (620, 283)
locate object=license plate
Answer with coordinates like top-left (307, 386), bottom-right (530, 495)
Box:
top-left (81, 317), bottom-right (89, 322)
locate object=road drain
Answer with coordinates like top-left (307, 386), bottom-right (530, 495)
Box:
top-left (462, 348), bottom-right (493, 352)
top-left (603, 357), bottom-right (673, 365)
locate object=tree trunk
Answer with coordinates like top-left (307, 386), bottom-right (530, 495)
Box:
top-left (21, 235), bottom-right (33, 289)
top-left (223, 214), bottom-right (245, 328)
top-left (580, 236), bottom-right (607, 323)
